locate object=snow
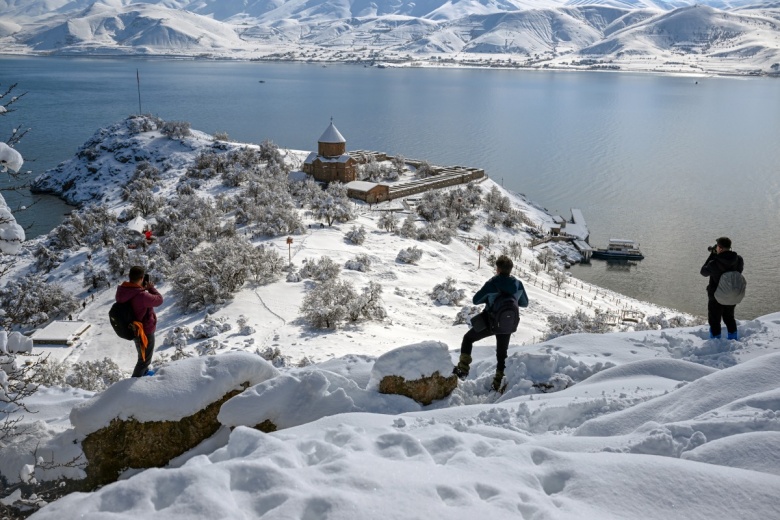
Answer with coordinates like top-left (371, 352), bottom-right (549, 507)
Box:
top-left (0, 142), bottom-right (23, 173)
top-left (69, 353), bottom-right (279, 436)
top-left (1, 119), bottom-right (779, 518)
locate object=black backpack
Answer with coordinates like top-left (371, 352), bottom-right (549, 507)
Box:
top-left (489, 291), bottom-right (520, 334)
top-left (109, 300), bottom-right (139, 340)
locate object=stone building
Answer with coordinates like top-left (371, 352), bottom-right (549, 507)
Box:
top-left (303, 121), bottom-right (358, 183)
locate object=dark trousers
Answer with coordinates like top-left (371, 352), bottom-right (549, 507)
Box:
top-left (131, 333), bottom-right (156, 377)
top-left (707, 298), bottom-right (736, 336)
top-left (461, 327), bottom-right (511, 372)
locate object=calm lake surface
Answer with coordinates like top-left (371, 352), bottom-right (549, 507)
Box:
top-left (2, 56), bottom-right (779, 319)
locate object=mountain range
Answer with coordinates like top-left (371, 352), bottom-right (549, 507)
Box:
top-left (1, 0), bottom-right (779, 75)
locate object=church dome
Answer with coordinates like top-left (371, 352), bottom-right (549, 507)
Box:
top-left (318, 122), bottom-right (346, 144)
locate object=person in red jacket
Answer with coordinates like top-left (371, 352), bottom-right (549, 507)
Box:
top-left (115, 265), bottom-right (164, 377)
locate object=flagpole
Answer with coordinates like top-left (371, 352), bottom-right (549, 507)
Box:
top-left (136, 69), bottom-right (143, 115)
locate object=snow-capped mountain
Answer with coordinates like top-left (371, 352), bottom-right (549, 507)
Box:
top-left (1, 0), bottom-right (779, 74)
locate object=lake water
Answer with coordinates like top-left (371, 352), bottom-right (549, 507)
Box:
top-left (2, 56), bottom-right (779, 319)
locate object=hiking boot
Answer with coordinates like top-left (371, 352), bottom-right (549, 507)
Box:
top-left (491, 371), bottom-right (505, 392)
top-left (452, 354), bottom-right (471, 380)
top-left (144, 369), bottom-right (155, 377)
top-left (709, 329), bottom-right (722, 339)
top-left (727, 331), bottom-right (738, 340)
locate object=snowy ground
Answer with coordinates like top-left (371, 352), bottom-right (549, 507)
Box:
top-left (2, 120), bottom-right (779, 518)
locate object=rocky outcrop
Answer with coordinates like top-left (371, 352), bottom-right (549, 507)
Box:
top-left (81, 386), bottom-right (245, 489)
top-left (378, 372), bottom-right (458, 405)
top-left (70, 353), bottom-right (280, 490)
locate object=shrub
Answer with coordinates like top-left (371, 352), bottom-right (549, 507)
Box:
top-left (300, 256), bottom-right (341, 282)
top-left (544, 309), bottom-right (613, 340)
top-left (345, 225), bottom-right (367, 245)
top-left (430, 277), bottom-right (466, 305)
top-left (0, 275), bottom-right (79, 330)
top-left (345, 254), bottom-right (371, 272)
top-left (377, 212), bottom-right (398, 232)
top-left (160, 120), bottom-right (192, 139)
top-left (300, 278), bottom-right (356, 329)
top-left (169, 237), bottom-right (263, 311)
top-left (396, 246), bottom-right (423, 264)
top-left (66, 358), bottom-right (124, 392)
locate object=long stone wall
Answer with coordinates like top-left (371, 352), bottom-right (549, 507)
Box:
top-left (387, 167), bottom-right (485, 200)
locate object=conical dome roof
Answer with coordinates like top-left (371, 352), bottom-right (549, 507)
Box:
top-left (318, 122), bottom-right (346, 144)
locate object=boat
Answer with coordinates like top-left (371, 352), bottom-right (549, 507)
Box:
top-left (591, 239), bottom-right (644, 260)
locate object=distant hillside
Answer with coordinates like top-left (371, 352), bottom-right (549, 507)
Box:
top-left (1, 0), bottom-right (779, 75)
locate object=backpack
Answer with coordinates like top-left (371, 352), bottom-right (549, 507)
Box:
top-left (714, 271), bottom-right (746, 306)
top-left (489, 291), bottom-right (520, 334)
top-left (109, 300), bottom-right (139, 340)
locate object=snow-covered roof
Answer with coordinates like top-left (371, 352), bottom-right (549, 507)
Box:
top-left (345, 181), bottom-right (378, 192)
top-left (318, 122), bottom-right (346, 144)
top-left (303, 151), bottom-right (318, 164)
top-left (31, 321), bottom-right (91, 345)
top-left (126, 216), bottom-right (148, 234)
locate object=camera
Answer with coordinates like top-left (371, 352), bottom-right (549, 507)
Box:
top-left (707, 245), bottom-right (717, 252)
top-left (143, 273), bottom-right (151, 286)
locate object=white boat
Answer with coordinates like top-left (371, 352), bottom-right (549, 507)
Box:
top-left (591, 239), bottom-right (644, 260)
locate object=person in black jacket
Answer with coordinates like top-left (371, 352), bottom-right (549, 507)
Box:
top-left (453, 255), bottom-right (529, 391)
top-left (700, 237), bottom-right (744, 340)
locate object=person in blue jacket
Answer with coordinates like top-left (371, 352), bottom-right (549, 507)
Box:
top-left (453, 255), bottom-right (529, 391)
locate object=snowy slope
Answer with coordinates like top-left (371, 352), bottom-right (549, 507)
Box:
top-left (2, 117), bottom-right (779, 518)
top-left (21, 3), bottom-right (247, 54)
top-left (1, 0), bottom-right (779, 75)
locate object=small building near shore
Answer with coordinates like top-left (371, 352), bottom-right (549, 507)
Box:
top-left (346, 181), bottom-right (390, 203)
top-left (31, 320), bottom-right (91, 346)
top-left (303, 122), bottom-right (358, 183)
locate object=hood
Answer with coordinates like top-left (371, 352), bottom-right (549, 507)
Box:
top-left (715, 251), bottom-right (741, 271)
top-left (116, 282), bottom-right (145, 303)
top-left (493, 274), bottom-right (520, 293)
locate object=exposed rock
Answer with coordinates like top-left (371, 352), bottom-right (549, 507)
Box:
top-left (81, 386), bottom-right (245, 489)
top-left (254, 419), bottom-right (277, 433)
top-left (378, 372), bottom-right (458, 405)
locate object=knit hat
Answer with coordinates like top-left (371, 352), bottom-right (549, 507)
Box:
top-left (716, 237), bottom-right (732, 250)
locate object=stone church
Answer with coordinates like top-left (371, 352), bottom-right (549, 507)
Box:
top-left (302, 121), bottom-right (358, 183)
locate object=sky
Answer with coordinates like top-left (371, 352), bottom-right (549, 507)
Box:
top-left (1, 117), bottom-right (778, 518)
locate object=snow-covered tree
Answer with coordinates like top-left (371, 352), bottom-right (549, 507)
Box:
top-left (415, 160), bottom-right (434, 178)
top-left (551, 270), bottom-right (568, 290)
top-left (32, 244), bottom-right (63, 273)
top-left (346, 281), bottom-right (386, 322)
top-left (160, 120), bottom-right (191, 139)
top-left (544, 309), bottom-right (613, 340)
top-left (360, 156), bottom-right (386, 182)
top-left (345, 254), bottom-right (371, 272)
top-left (538, 248), bottom-right (556, 268)
top-left (377, 212), bottom-right (398, 233)
top-left (502, 240), bottom-right (523, 262)
top-left (391, 155), bottom-right (406, 176)
top-left (396, 246), bottom-right (423, 264)
top-left (0, 275), bottom-right (79, 330)
top-left (246, 244), bottom-right (285, 284)
top-left (345, 225), bottom-right (367, 245)
top-left (398, 213), bottom-right (417, 238)
top-left (300, 278), bottom-right (356, 329)
top-left (430, 277), bottom-right (466, 305)
top-left (169, 237), bottom-right (263, 311)
top-left (300, 255), bottom-right (341, 282)
top-left (310, 182), bottom-right (354, 226)
top-left (0, 83), bottom-right (27, 260)
top-left (65, 358), bottom-right (124, 392)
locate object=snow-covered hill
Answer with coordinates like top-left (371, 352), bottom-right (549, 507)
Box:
top-left (2, 116), bottom-right (779, 518)
top-left (1, 0), bottom-right (779, 75)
